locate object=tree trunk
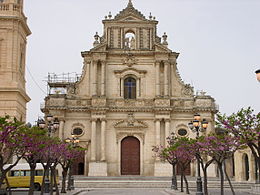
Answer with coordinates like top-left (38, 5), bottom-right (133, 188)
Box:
top-left (218, 162), bottom-right (224, 195)
top-left (51, 167), bottom-right (59, 195)
top-left (60, 167), bottom-right (68, 193)
top-left (180, 173), bottom-right (184, 192)
top-left (40, 165), bottom-right (48, 195)
top-left (202, 167), bottom-right (208, 195)
top-left (257, 157), bottom-right (260, 184)
top-left (0, 173), bottom-right (6, 189)
top-left (224, 162), bottom-right (235, 195)
top-left (67, 164), bottom-right (72, 191)
top-left (171, 163), bottom-right (178, 190)
top-left (183, 174), bottom-right (190, 194)
top-left (50, 168), bottom-right (53, 195)
top-left (5, 177), bottom-right (12, 195)
top-left (28, 163), bottom-right (36, 195)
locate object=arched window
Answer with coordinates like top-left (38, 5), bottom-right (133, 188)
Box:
top-left (124, 77), bottom-right (136, 99)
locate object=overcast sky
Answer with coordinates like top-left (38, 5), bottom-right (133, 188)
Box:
top-left (24, 0), bottom-right (260, 124)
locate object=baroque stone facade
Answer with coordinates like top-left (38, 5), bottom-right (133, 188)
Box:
top-left (42, 1), bottom-right (218, 176)
top-left (0, 0), bottom-right (30, 121)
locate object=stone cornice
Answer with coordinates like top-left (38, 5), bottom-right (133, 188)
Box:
top-left (0, 88), bottom-right (30, 102)
top-left (0, 15), bottom-right (31, 36)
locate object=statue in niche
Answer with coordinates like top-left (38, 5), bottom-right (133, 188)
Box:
top-left (125, 32), bottom-right (135, 50)
top-left (130, 37), bottom-right (135, 50)
top-left (125, 37), bottom-right (130, 48)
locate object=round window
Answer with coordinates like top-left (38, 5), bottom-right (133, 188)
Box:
top-left (73, 128), bottom-right (83, 136)
top-left (178, 129), bottom-right (188, 136)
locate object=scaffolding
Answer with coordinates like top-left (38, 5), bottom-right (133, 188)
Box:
top-left (46, 72), bottom-right (81, 95)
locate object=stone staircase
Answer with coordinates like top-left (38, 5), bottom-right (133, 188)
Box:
top-left (74, 176), bottom-right (254, 189)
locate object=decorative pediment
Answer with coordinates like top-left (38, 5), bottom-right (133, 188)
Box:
top-left (154, 43), bottom-right (172, 53)
top-left (90, 42), bottom-right (107, 52)
top-left (114, 1), bottom-right (147, 21)
top-left (114, 67), bottom-right (146, 75)
top-left (114, 66), bottom-right (147, 80)
top-left (114, 113), bottom-right (148, 129)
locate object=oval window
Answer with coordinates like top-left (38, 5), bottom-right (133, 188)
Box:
top-left (178, 129), bottom-right (188, 136)
top-left (73, 128), bottom-right (83, 136)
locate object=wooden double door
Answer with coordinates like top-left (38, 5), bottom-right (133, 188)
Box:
top-left (121, 136), bottom-right (140, 175)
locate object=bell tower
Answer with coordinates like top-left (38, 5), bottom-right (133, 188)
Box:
top-left (0, 0), bottom-right (31, 121)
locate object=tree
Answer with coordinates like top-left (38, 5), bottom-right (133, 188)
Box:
top-left (39, 137), bottom-right (60, 195)
top-left (217, 107), bottom-right (260, 183)
top-left (59, 143), bottom-right (85, 193)
top-left (198, 134), bottom-right (242, 195)
top-left (173, 137), bottom-right (196, 194)
top-left (195, 137), bottom-right (215, 195)
top-left (152, 133), bottom-right (178, 190)
top-left (0, 116), bottom-right (27, 194)
top-left (21, 127), bottom-right (49, 195)
top-left (153, 134), bottom-right (197, 194)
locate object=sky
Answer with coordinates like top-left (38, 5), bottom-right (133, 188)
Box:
top-left (24, 0), bottom-right (260, 124)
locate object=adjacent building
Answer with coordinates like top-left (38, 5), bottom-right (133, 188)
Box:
top-left (0, 0), bottom-right (31, 121)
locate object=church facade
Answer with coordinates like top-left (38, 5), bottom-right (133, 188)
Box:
top-left (42, 1), bottom-right (218, 177)
top-left (0, 0), bottom-right (31, 121)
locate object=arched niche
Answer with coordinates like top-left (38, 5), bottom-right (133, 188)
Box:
top-left (125, 31), bottom-right (136, 50)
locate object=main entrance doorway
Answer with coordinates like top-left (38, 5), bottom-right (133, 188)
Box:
top-left (121, 136), bottom-right (140, 175)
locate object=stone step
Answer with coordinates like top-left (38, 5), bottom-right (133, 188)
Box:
top-left (74, 177), bottom-right (254, 189)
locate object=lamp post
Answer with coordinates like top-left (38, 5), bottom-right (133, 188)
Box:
top-left (38, 114), bottom-right (59, 194)
top-left (256, 69), bottom-right (260, 183)
top-left (255, 69), bottom-right (260, 82)
top-left (65, 134), bottom-right (80, 191)
top-left (188, 113), bottom-right (208, 195)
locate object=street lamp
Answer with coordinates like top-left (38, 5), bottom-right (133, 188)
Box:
top-left (188, 113), bottom-right (208, 195)
top-left (37, 115), bottom-right (59, 194)
top-left (255, 69), bottom-right (260, 82)
top-left (65, 134), bottom-right (80, 191)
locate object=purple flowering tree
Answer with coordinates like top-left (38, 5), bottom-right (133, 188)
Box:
top-left (194, 137), bottom-right (215, 195)
top-left (217, 107), bottom-right (260, 183)
top-left (152, 133), bottom-right (179, 190)
top-left (174, 137), bottom-right (197, 194)
top-left (153, 134), bottom-right (197, 194)
top-left (39, 137), bottom-right (61, 195)
top-left (0, 116), bottom-right (27, 191)
top-left (21, 127), bottom-right (48, 195)
top-left (59, 143), bottom-right (85, 193)
top-left (197, 134), bottom-right (242, 195)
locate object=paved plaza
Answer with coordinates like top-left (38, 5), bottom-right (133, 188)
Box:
top-left (5, 187), bottom-right (253, 195)
top-left (76, 188), bottom-right (252, 195)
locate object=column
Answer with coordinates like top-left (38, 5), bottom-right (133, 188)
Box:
top-left (84, 61), bottom-right (91, 96)
top-left (58, 120), bottom-right (65, 140)
top-left (155, 119), bottom-right (161, 146)
top-left (88, 61), bottom-right (91, 96)
top-left (164, 61), bottom-right (169, 96)
top-left (165, 119), bottom-right (170, 147)
top-left (155, 61), bottom-right (160, 96)
top-left (137, 78), bottom-right (140, 98)
top-left (92, 61), bottom-right (97, 96)
top-left (120, 78), bottom-right (124, 97)
top-left (155, 119), bottom-right (161, 161)
top-left (170, 63), bottom-right (174, 96)
top-left (91, 119), bottom-right (97, 161)
top-left (101, 119), bottom-right (106, 161)
top-left (101, 61), bottom-right (106, 96)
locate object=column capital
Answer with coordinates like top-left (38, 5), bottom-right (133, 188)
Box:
top-left (155, 60), bottom-right (162, 64)
top-left (164, 119), bottom-right (171, 123)
top-left (100, 118), bottom-right (107, 122)
top-left (90, 118), bottom-right (98, 122)
top-left (154, 118), bottom-right (162, 122)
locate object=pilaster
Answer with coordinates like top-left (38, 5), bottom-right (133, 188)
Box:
top-left (90, 119), bottom-right (97, 161)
